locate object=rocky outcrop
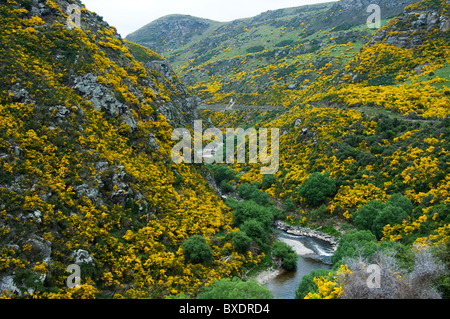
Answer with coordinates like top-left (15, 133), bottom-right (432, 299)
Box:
top-left (332, 0), bottom-right (416, 11)
top-left (330, 0), bottom-right (417, 26)
top-left (73, 73), bottom-right (138, 130)
top-left (0, 276), bottom-right (21, 296)
top-left (70, 249), bottom-right (95, 265)
top-left (273, 220), bottom-right (339, 251)
top-left (369, 4), bottom-right (450, 49)
top-left (23, 234), bottom-right (52, 265)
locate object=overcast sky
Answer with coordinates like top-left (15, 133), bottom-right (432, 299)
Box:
top-left (82, 0), bottom-right (337, 37)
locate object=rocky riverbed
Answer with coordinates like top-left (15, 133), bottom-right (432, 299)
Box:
top-left (253, 222), bottom-right (339, 287)
top-left (273, 220), bottom-right (339, 252)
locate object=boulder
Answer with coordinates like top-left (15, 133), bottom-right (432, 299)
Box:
top-left (70, 249), bottom-right (95, 265)
top-left (73, 73), bottom-right (135, 126)
top-left (440, 18), bottom-right (450, 32)
top-left (24, 234), bottom-right (52, 264)
top-left (0, 276), bottom-right (21, 296)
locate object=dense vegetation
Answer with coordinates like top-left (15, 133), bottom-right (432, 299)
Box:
top-left (0, 0), bottom-right (449, 300)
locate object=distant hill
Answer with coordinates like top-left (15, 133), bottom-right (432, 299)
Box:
top-left (126, 0), bottom-right (421, 105)
top-left (126, 14), bottom-right (222, 55)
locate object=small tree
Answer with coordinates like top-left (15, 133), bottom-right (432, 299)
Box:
top-left (211, 165), bottom-right (236, 184)
top-left (272, 241), bottom-right (298, 271)
top-left (386, 193), bottom-right (413, 215)
top-left (353, 200), bottom-right (385, 232)
top-left (238, 183), bottom-right (271, 206)
top-left (353, 194), bottom-right (413, 239)
top-left (240, 219), bottom-right (268, 242)
top-left (261, 174), bottom-right (277, 189)
top-left (283, 198), bottom-right (296, 213)
top-left (227, 199), bottom-right (274, 228)
top-left (232, 231), bottom-right (252, 254)
top-left (182, 235), bottom-right (213, 264)
top-left (331, 230), bottom-right (378, 265)
top-left (298, 172), bottom-right (336, 207)
top-left (373, 204), bottom-right (409, 239)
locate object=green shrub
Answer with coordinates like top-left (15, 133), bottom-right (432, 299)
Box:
top-left (181, 235), bottom-right (213, 264)
top-left (220, 180), bottom-right (234, 193)
top-left (386, 193), bottom-right (413, 215)
top-left (22, 0), bottom-right (32, 10)
top-left (211, 165), bottom-right (236, 184)
top-left (353, 194), bottom-right (413, 239)
top-left (331, 230), bottom-right (378, 266)
top-left (226, 199), bottom-right (274, 228)
top-left (283, 198), bottom-right (296, 213)
top-left (197, 277), bottom-right (273, 299)
top-left (310, 204), bottom-right (328, 220)
top-left (367, 74), bottom-right (396, 86)
top-left (261, 174), bottom-right (277, 189)
top-left (240, 219), bottom-right (268, 242)
top-left (232, 231), bottom-right (252, 254)
top-left (274, 39), bottom-right (294, 47)
top-left (246, 45), bottom-right (265, 54)
top-left (13, 269), bottom-right (45, 293)
top-left (353, 200), bottom-right (385, 232)
top-left (238, 183), bottom-right (271, 206)
top-left (373, 204), bottom-right (409, 239)
top-left (272, 241), bottom-right (298, 271)
top-left (238, 183), bottom-right (259, 200)
top-left (298, 172), bottom-right (336, 207)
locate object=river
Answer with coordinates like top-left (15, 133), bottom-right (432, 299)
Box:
top-left (265, 230), bottom-right (335, 299)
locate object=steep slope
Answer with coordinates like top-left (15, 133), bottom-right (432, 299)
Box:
top-left (0, 0), bottom-right (257, 299)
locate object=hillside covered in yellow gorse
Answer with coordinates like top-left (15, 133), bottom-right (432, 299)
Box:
top-left (0, 0), bottom-right (263, 299)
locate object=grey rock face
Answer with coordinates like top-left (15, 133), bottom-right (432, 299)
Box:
top-left (70, 249), bottom-right (95, 265)
top-left (148, 61), bottom-right (173, 82)
top-left (0, 276), bottom-right (21, 296)
top-left (23, 234), bottom-right (52, 265)
top-left (8, 84), bottom-right (33, 104)
top-left (74, 184), bottom-right (100, 201)
top-left (74, 74), bottom-right (127, 114)
top-left (441, 18), bottom-right (450, 32)
top-left (369, 6), bottom-right (449, 49)
top-left (73, 73), bottom-right (141, 130)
